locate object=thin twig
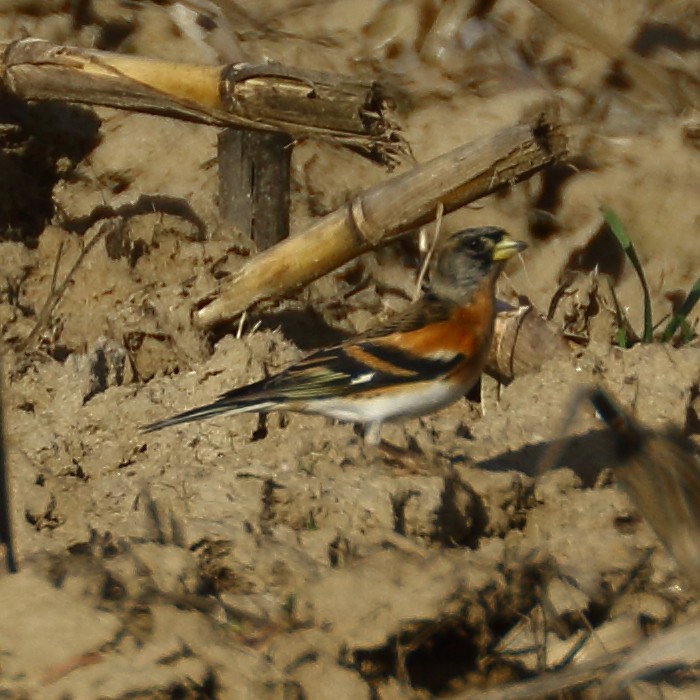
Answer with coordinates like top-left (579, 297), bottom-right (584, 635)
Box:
top-left (49, 239), bottom-right (64, 297)
top-left (21, 221), bottom-right (115, 350)
top-left (0, 360), bottom-right (16, 573)
top-left (236, 310), bottom-right (248, 339)
top-left (413, 202), bottom-right (444, 301)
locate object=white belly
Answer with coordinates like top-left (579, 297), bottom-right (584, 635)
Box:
top-left (310, 380), bottom-right (466, 424)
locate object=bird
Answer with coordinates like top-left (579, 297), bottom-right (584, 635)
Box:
top-left (143, 226), bottom-right (527, 444)
top-left (586, 387), bottom-right (700, 592)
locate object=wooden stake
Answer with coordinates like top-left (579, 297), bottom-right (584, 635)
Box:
top-left (218, 129), bottom-right (293, 249)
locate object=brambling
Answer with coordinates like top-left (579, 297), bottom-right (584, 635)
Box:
top-left (144, 227), bottom-right (527, 444)
top-left (587, 388), bottom-right (700, 591)
top-left (541, 386), bottom-right (700, 590)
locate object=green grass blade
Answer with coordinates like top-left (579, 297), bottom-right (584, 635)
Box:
top-left (603, 208), bottom-right (653, 343)
top-left (661, 276), bottom-right (700, 343)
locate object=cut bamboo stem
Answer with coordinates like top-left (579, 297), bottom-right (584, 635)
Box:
top-left (487, 302), bottom-right (570, 382)
top-left (195, 108), bottom-right (569, 329)
top-left (0, 38), bottom-right (403, 165)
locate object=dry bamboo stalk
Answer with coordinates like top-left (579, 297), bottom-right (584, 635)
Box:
top-left (0, 38), bottom-right (402, 165)
top-left (195, 108), bottom-right (569, 329)
top-left (528, 0), bottom-right (693, 111)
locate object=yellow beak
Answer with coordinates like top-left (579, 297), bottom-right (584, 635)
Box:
top-left (492, 235), bottom-right (528, 262)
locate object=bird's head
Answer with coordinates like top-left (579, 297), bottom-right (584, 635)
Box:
top-left (428, 227), bottom-right (527, 303)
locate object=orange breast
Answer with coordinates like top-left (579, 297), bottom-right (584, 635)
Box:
top-left (377, 284), bottom-right (496, 385)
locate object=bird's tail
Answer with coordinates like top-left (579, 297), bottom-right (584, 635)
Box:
top-left (142, 396), bottom-right (276, 433)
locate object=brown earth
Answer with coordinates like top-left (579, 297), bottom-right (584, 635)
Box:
top-left (1, 1), bottom-right (700, 699)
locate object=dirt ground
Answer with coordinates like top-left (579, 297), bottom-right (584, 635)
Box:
top-left (1, 1), bottom-right (700, 698)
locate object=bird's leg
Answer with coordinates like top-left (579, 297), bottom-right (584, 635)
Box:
top-left (363, 421), bottom-right (382, 446)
